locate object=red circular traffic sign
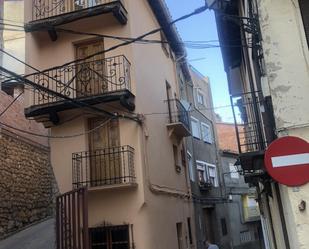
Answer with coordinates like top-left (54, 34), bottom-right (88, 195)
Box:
top-left (264, 136), bottom-right (309, 186)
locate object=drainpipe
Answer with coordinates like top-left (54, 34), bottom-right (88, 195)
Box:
top-left (274, 183), bottom-right (290, 249)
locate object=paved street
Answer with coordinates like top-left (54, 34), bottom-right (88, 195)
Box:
top-left (0, 219), bottom-right (55, 249)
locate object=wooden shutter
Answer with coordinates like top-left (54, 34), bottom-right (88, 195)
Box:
top-left (75, 39), bottom-right (105, 97)
top-left (299, 0), bottom-right (309, 48)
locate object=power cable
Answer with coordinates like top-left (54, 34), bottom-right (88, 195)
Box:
top-left (40, 5), bottom-right (209, 72)
top-left (0, 22), bottom-right (25, 29)
top-left (0, 48), bottom-right (140, 122)
top-left (56, 27), bottom-right (253, 49)
top-left (0, 27), bottom-right (24, 32)
top-left (143, 104), bottom-right (232, 116)
top-left (0, 91), bottom-right (23, 118)
top-left (0, 65), bottom-right (140, 123)
top-left (0, 48), bottom-right (82, 95)
top-left (0, 18), bottom-right (24, 24)
top-left (0, 117), bottom-right (114, 139)
top-left (0, 49), bottom-right (231, 119)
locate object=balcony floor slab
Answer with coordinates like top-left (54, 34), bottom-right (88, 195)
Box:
top-left (25, 89), bottom-right (134, 119)
top-left (87, 182), bottom-right (138, 192)
top-left (25, 1), bottom-right (127, 33)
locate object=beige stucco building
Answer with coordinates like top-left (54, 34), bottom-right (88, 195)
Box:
top-left (214, 0), bottom-right (309, 249)
top-left (1, 0), bottom-right (25, 95)
top-left (1, 0), bottom-right (25, 75)
top-left (23, 0), bottom-right (196, 248)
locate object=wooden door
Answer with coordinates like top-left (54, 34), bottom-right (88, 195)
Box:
top-left (75, 39), bottom-right (106, 97)
top-left (88, 118), bottom-right (121, 186)
top-left (203, 208), bottom-right (215, 244)
top-left (56, 188), bottom-right (89, 249)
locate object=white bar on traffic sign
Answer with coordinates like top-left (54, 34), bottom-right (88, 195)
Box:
top-left (271, 153), bottom-right (309, 168)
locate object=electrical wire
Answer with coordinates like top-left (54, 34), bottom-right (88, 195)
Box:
top-left (0, 64), bottom-right (140, 123)
top-left (0, 49), bottom-right (141, 122)
top-left (56, 27), bottom-right (252, 45)
top-left (0, 18), bottom-right (24, 25)
top-left (143, 104), bottom-right (232, 116)
top-left (0, 22), bottom-right (25, 29)
top-left (0, 6), bottom-right (232, 124)
top-left (0, 27), bottom-right (24, 32)
top-left (0, 117), bottom-right (114, 139)
top-left (0, 48), bottom-right (82, 94)
top-left (0, 91), bottom-right (23, 118)
top-left (39, 5), bottom-right (209, 72)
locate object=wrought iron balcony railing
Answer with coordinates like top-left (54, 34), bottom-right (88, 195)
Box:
top-left (32, 0), bottom-right (120, 21)
top-left (199, 181), bottom-right (213, 191)
top-left (30, 55), bottom-right (131, 106)
top-left (72, 146), bottom-right (135, 188)
top-left (231, 91), bottom-right (268, 154)
top-left (166, 99), bottom-right (190, 133)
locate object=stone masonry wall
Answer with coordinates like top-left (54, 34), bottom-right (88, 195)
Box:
top-left (0, 129), bottom-right (56, 238)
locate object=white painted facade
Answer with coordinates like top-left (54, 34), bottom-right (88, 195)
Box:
top-left (257, 1), bottom-right (309, 248)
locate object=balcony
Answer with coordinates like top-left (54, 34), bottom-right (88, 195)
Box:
top-left (231, 91), bottom-right (267, 154)
top-left (166, 99), bottom-right (191, 138)
top-left (72, 146), bottom-right (136, 190)
top-left (25, 0), bottom-right (127, 33)
top-left (24, 55), bottom-right (134, 124)
top-left (199, 181), bottom-right (213, 192)
top-left (231, 91), bottom-right (269, 175)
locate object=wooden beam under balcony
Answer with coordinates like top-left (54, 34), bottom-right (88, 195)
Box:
top-left (25, 1), bottom-right (127, 33)
top-left (25, 89), bottom-right (134, 119)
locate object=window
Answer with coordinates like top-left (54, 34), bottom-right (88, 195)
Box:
top-left (229, 163), bottom-right (239, 179)
top-left (173, 145), bottom-right (182, 173)
top-left (240, 230), bottom-right (254, 243)
top-left (191, 117), bottom-right (200, 139)
top-left (173, 145), bottom-right (179, 165)
top-left (207, 165), bottom-right (218, 187)
top-left (198, 168), bottom-right (206, 184)
top-left (201, 123), bottom-right (212, 143)
top-left (90, 225), bottom-right (130, 249)
top-left (181, 147), bottom-right (186, 167)
top-left (196, 161), bottom-right (218, 187)
top-left (299, 0), bottom-right (309, 48)
top-left (221, 218), bottom-right (228, 236)
top-left (187, 152), bottom-right (195, 182)
top-left (197, 90), bottom-right (205, 106)
top-left (187, 218), bottom-right (193, 245)
top-left (197, 161), bottom-right (207, 185)
top-left (176, 223), bottom-right (184, 249)
top-left (247, 196), bottom-right (258, 208)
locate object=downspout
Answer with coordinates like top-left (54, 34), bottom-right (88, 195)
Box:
top-left (245, 2), bottom-right (291, 249)
top-left (274, 183), bottom-right (291, 249)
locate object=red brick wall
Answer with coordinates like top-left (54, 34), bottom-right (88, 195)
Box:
top-left (216, 122), bottom-right (243, 153)
top-left (0, 91), bottom-right (48, 146)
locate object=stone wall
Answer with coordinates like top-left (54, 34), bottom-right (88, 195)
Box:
top-left (0, 129), bottom-right (56, 238)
